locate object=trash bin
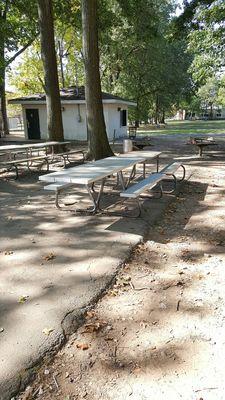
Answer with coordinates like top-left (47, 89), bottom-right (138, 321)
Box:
top-left (123, 139), bottom-right (133, 153)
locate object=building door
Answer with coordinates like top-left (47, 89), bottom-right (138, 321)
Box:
top-left (26, 109), bottom-right (41, 140)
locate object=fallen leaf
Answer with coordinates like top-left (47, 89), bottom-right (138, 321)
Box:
top-left (76, 343), bottom-right (89, 350)
top-left (42, 327), bottom-right (54, 336)
top-left (18, 295), bottom-right (29, 303)
top-left (86, 310), bottom-right (96, 319)
top-left (43, 252), bottom-right (56, 261)
top-left (82, 321), bottom-right (104, 333)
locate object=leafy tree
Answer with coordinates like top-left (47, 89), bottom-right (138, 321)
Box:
top-left (99, 0), bottom-right (192, 124)
top-left (197, 78), bottom-right (219, 119)
top-left (0, 0), bottom-right (38, 135)
top-left (176, 0), bottom-right (225, 84)
top-left (8, 41), bottom-right (44, 95)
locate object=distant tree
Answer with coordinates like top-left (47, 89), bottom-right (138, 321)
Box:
top-left (37, 0), bottom-right (64, 141)
top-left (81, 0), bottom-right (113, 160)
top-left (197, 78), bottom-right (219, 119)
top-left (0, 0), bottom-right (37, 136)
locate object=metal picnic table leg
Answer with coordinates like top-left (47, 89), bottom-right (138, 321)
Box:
top-left (86, 179), bottom-right (106, 213)
top-left (198, 145), bottom-right (203, 157)
top-left (156, 156), bottom-right (159, 172)
top-left (143, 162), bottom-right (146, 178)
top-left (118, 171), bottom-right (126, 190)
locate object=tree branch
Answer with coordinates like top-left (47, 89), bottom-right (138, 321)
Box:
top-left (6, 35), bottom-right (38, 66)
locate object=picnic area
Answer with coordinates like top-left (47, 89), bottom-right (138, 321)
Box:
top-left (1, 0), bottom-right (225, 399)
top-left (1, 123), bottom-right (225, 400)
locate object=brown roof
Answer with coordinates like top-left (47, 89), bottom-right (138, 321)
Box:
top-left (9, 86), bottom-right (136, 105)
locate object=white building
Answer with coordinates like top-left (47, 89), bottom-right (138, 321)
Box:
top-left (9, 86), bottom-right (136, 141)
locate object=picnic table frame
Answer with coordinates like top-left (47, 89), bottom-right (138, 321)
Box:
top-left (39, 151), bottom-right (162, 214)
top-left (188, 137), bottom-right (217, 157)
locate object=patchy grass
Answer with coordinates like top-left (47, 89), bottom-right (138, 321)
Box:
top-left (137, 120), bottom-right (225, 136)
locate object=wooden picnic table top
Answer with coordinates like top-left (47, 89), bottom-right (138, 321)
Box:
top-left (39, 153), bottom-right (160, 185)
top-left (0, 141), bottom-right (71, 152)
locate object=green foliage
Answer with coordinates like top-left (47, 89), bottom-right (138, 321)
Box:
top-left (99, 0), bottom-right (192, 122)
top-left (7, 0), bottom-right (193, 124)
top-left (8, 40), bottom-right (44, 95)
top-left (177, 0), bottom-right (225, 84)
top-left (0, 0), bottom-right (38, 62)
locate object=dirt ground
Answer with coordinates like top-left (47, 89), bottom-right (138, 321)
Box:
top-left (14, 138), bottom-right (225, 400)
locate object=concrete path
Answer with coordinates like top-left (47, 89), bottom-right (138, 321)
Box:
top-left (0, 133), bottom-right (224, 400)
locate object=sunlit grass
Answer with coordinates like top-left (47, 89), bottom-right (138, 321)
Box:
top-left (137, 120), bottom-right (225, 136)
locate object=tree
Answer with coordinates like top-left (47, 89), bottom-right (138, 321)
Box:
top-left (99, 0), bottom-right (192, 124)
top-left (197, 78), bottom-right (219, 119)
top-left (8, 40), bottom-right (44, 95)
top-left (0, 0), bottom-right (38, 136)
top-left (81, 0), bottom-right (113, 160)
top-left (175, 0), bottom-right (225, 84)
top-left (37, 0), bottom-right (64, 141)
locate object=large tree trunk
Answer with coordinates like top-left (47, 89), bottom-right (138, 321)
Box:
top-left (81, 0), bottom-right (113, 160)
top-left (0, 6), bottom-right (9, 137)
top-left (37, 0), bottom-right (64, 141)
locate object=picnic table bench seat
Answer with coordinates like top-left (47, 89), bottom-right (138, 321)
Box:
top-left (0, 155), bottom-right (49, 179)
top-left (52, 149), bottom-right (85, 166)
top-left (120, 173), bottom-right (164, 217)
top-left (44, 182), bottom-right (74, 209)
top-left (160, 161), bottom-right (185, 193)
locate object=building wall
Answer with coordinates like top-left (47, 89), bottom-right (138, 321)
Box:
top-left (22, 102), bottom-right (128, 141)
top-left (185, 107), bottom-right (225, 120)
top-left (107, 104), bottom-right (128, 140)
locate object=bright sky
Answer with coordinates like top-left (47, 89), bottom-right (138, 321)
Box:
top-left (175, 0), bottom-right (184, 16)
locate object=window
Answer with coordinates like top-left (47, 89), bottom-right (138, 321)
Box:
top-left (120, 110), bottom-right (127, 126)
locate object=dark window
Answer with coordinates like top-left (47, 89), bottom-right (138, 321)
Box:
top-left (120, 110), bottom-right (127, 126)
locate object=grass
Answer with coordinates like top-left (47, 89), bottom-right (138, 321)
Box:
top-left (137, 120), bottom-right (225, 136)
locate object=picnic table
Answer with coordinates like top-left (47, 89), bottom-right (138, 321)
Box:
top-left (0, 141), bottom-right (87, 178)
top-left (0, 141), bottom-right (71, 160)
top-left (188, 137), bottom-right (217, 157)
top-left (39, 151), bottom-right (162, 214)
top-left (119, 150), bottom-right (161, 176)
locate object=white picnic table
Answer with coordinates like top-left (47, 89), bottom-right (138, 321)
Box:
top-left (118, 150), bottom-right (161, 176)
top-left (39, 151), bottom-right (162, 213)
top-left (0, 141), bottom-right (71, 160)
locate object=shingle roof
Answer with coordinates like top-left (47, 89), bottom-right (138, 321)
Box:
top-left (9, 86), bottom-right (136, 105)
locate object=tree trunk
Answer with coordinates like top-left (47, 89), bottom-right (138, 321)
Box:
top-left (0, 7), bottom-right (9, 137)
top-left (0, 73), bottom-right (9, 136)
top-left (37, 0), bottom-right (64, 141)
top-left (58, 40), bottom-right (65, 88)
top-left (154, 94), bottom-right (159, 124)
top-left (81, 0), bottom-right (113, 160)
